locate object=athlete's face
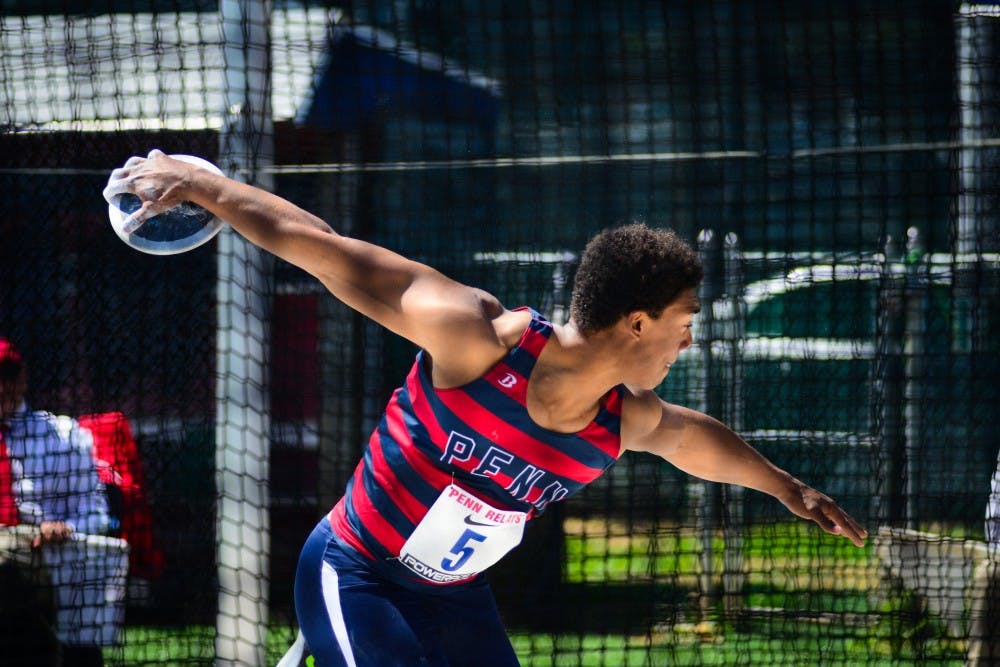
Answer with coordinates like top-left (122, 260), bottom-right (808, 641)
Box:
top-left (624, 288), bottom-right (699, 389)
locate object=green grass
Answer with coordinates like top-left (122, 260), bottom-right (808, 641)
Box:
top-left (104, 622), bottom-right (964, 667)
top-left (105, 625), bottom-right (302, 666)
top-left (551, 518), bottom-right (966, 665)
top-left (564, 519), bottom-right (872, 584)
top-left (509, 628), bottom-right (965, 667)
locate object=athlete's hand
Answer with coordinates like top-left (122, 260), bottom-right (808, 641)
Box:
top-left (777, 481), bottom-right (868, 547)
top-left (102, 149), bottom-right (197, 233)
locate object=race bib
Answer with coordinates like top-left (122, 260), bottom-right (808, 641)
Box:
top-left (399, 484), bottom-right (527, 583)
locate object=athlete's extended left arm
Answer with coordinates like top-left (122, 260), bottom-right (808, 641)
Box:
top-left (625, 394), bottom-right (868, 547)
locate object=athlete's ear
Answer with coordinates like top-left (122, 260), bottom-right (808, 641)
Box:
top-left (626, 311), bottom-right (646, 339)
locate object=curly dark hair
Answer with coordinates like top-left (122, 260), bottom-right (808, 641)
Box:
top-left (569, 224), bottom-right (703, 335)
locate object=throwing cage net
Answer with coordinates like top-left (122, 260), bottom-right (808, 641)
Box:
top-left (1, 1), bottom-right (999, 665)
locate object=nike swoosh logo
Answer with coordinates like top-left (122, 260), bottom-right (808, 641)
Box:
top-left (463, 515), bottom-right (492, 527)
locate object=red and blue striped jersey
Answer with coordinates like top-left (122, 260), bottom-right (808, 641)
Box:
top-left (329, 307), bottom-right (624, 577)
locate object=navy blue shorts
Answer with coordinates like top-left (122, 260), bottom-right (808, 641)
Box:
top-left (294, 518), bottom-right (520, 667)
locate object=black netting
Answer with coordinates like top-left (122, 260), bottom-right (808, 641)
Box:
top-left (1, 1), bottom-right (999, 665)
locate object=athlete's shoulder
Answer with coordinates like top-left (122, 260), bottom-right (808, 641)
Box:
top-left (423, 304), bottom-right (535, 388)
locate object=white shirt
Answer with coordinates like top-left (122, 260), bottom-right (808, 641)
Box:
top-left (4, 402), bottom-right (111, 536)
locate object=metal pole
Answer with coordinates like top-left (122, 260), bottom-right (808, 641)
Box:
top-left (692, 229), bottom-right (721, 618)
top-left (954, 5), bottom-right (997, 354)
top-left (216, 1), bottom-right (273, 665)
top-left (956, 4), bottom-right (994, 258)
top-left (874, 234), bottom-right (905, 526)
top-left (721, 232), bottom-right (745, 618)
top-left (903, 227), bottom-right (927, 531)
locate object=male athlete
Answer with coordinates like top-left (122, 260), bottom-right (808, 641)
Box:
top-left (106, 150), bottom-right (867, 666)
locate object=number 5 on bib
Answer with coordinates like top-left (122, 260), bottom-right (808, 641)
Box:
top-left (400, 484), bottom-right (527, 583)
top-left (441, 529), bottom-right (487, 571)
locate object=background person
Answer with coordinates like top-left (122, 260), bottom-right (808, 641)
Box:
top-left (0, 337), bottom-right (114, 667)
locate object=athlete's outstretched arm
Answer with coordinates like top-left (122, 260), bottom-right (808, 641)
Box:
top-left (623, 390), bottom-right (868, 547)
top-left (105, 150), bottom-right (511, 377)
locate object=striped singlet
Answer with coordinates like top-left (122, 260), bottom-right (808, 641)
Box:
top-left (329, 307), bottom-right (624, 584)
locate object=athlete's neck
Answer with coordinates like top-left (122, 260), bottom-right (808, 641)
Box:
top-left (525, 320), bottom-right (622, 433)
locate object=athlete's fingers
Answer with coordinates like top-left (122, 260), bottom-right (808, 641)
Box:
top-left (102, 172), bottom-right (134, 203)
top-left (820, 506), bottom-right (867, 547)
top-left (122, 200), bottom-right (168, 234)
